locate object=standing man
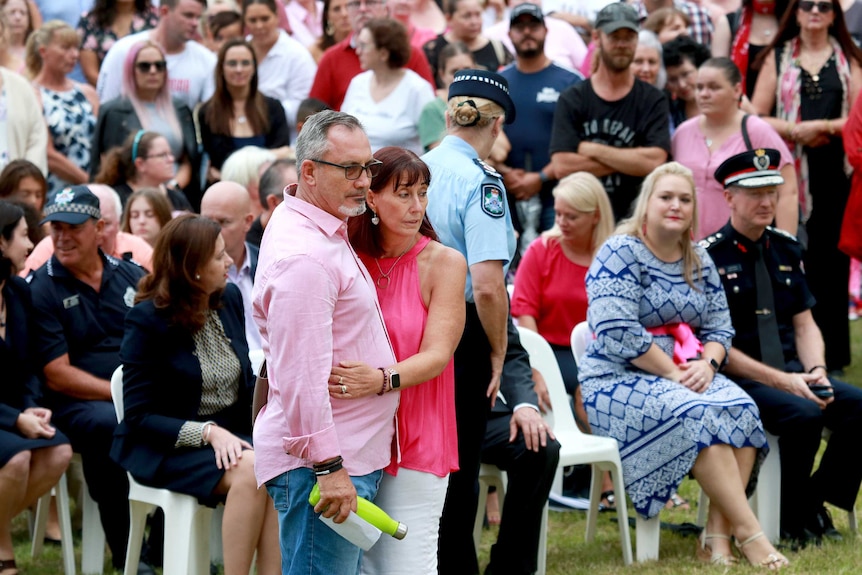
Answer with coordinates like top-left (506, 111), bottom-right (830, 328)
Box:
top-left (499, 3), bottom-right (582, 239)
top-left (200, 181), bottom-right (260, 351)
top-left (97, 0), bottom-right (216, 109)
top-left (28, 185), bottom-right (152, 574)
top-left (252, 111), bottom-right (398, 574)
top-left (704, 149), bottom-right (862, 546)
top-left (309, 0), bottom-right (434, 109)
top-left (549, 2), bottom-right (669, 222)
top-left (247, 158), bottom-right (297, 248)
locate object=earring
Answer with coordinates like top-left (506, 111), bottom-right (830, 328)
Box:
top-left (195, 274), bottom-right (201, 280)
top-left (371, 211), bottom-right (380, 225)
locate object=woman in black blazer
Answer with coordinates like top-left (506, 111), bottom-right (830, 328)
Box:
top-left (0, 201), bottom-right (72, 574)
top-left (112, 215), bottom-right (279, 575)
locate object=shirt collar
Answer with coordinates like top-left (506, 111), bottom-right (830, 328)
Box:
top-left (283, 194), bottom-right (348, 239)
top-left (47, 248), bottom-right (116, 280)
top-left (440, 134), bottom-right (478, 158)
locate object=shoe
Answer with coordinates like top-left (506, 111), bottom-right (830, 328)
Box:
top-left (697, 532), bottom-right (737, 566)
top-left (665, 492), bottom-right (691, 510)
top-left (737, 531), bottom-right (790, 570)
top-left (0, 558), bottom-right (18, 575)
top-left (599, 490), bottom-right (616, 512)
top-left (809, 506), bottom-right (843, 542)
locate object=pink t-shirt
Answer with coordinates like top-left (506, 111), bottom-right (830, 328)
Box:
top-left (672, 115), bottom-right (794, 239)
top-left (511, 237), bottom-right (588, 347)
top-left (360, 236), bottom-right (459, 478)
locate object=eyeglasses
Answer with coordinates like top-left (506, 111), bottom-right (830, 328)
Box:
top-left (144, 151), bottom-right (174, 160)
top-left (135, 60), bottom-right (167, 73)
top-left (345, 0), bottom-right (384, 11)
top-left (225, 59), bottom-right (254, 68)
top-left (311, 158), bottom-right (383, 180)
top-left (799, 1), bottom-right (833, 12)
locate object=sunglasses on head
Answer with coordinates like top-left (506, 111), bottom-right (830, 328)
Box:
top-left (135, 60), bottom-right (167, 73)
top-left (799, 1), bottom-right (833, 12)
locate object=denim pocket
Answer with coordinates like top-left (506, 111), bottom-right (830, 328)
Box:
top-left (265, 472), bottom-right (290, 511)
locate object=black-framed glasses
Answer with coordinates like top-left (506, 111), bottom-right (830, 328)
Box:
top-left (310, 158), bottom-right (383, 180)
top-left (135, 60), bottom-right (167, 73)
top-left (799, 0), bottom-right (833, 12)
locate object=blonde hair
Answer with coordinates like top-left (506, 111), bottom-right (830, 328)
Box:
top-left (542, 172), bottom-right (614, 256)
top-left (446, 96), bottom-right (504, 129)
top-left (615, 162), bottom-right (703, 288)
top-left (25, 20), bottom-right (79, 78)
top-left (221, 146), bottom-right (277, 189)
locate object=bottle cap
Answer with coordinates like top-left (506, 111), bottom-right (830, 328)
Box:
top-left (393, 522), bottom-right (408, 540)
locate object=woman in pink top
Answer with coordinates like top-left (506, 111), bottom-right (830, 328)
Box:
top-left (332, 146), bottom-right (466, 574)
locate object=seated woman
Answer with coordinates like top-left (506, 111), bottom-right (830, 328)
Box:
top-left (342, 19), bottom-right (435, 155)
top-left (91, 41), bottom-right (200, 206)
top-left (95, 130), bottom-right (193, 212)
top-left (335, 146), bottom-right (466, 573)
top-left (113, 214), bottom-right (280, 575)
top-left (580, 162), bottom-right (787, 568)
top-left (198, 38), bottom-right (291, 181)
top-left (121, 187), bottom-right (173, 247)
top-left (0, 200), bottom-right (72, 575)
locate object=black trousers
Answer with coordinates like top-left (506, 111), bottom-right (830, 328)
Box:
top-left (438, 304), bottom-right (492, 575)
top-left (52, 398), bottom-right (131, 570)
top-left (481, 413), bottom-right (560, 575)
top-left (733, 372), bottom-right (862, 537)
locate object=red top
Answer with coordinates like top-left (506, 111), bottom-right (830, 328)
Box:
top-left (511, 237), bottom-right (589, 347)
top-left (360, 236), bottom-right (459, 478)
top-left (310, 33), bottom-right (435, 110)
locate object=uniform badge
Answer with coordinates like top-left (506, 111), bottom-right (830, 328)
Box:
top-left (55, 188), bottom-right (75, 205)
top-left (481, 185), bottom-right (505, 218)
top-left (62, 294), bottom-right (80, 309)
top-left (124, 286), bottom-right (136, 307)
top-left (753, 149), bottom-right (770, 171)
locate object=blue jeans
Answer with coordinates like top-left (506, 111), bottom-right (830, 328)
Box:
top-left (266, 467), bottom-right (383, 575)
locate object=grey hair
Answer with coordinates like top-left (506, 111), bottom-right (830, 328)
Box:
top-left (221, 146), bottom-right (277, 189)
top-left (295, 110), bottom-right (365, 166)
top-left (637, 30), bottom-right (667, 90)
top-left (88, 184), bottom-right (123, 221)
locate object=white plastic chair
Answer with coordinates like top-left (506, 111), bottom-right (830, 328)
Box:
top-left (110, 367), bottom-right (214, 575)
top-left (30, 473), bottom-right (75, 575)
top-left (571, 321), bottom-right (661, 562)
top-left (514, 327), bottom-right (633, 565)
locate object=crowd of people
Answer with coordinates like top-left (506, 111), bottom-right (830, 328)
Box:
top-left (2, 0), bottom-right (862, 574)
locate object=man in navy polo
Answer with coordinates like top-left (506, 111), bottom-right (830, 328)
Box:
top-left (29, 185), bottom-right (152, 574)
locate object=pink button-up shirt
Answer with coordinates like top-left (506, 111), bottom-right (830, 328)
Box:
top-left (252, 194), bottom-right (398, 485)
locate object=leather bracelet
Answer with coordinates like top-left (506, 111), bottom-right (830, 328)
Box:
top-left (808, 365), bottom-right (828, 374)
top-left (377, 367), bottom-right (388, 396)
top-left (313, 455), bottom-right (343, 473)
top-left (314, 461), bottom-right (344, 476)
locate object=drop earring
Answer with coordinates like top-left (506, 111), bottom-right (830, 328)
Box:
top-left (195, 274), bottom-right (201, 280)
top-left (371, 211), bottom-right (380, 225)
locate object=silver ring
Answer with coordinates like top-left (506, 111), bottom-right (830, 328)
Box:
top-left (340, 384), bottom-right (347, 394)
top-left (339, 375), bottom-right (344, 385)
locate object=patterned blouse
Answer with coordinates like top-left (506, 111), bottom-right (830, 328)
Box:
top-left (77, 7), bottom-right (159, 63)
top-left (40, 85), bottom-right (96, 194)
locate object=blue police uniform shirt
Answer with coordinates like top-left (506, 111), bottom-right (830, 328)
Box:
top-left (29, 250), bottom-right (147, 383)
top-left (423, 134), bottom-right (516, 303)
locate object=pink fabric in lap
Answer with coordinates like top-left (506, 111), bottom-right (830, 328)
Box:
top-left (360, 236), bottom-right (459, 478)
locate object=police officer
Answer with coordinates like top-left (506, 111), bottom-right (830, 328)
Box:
top-left (28, 185), bottom-right (153, 574)
top-left (423, 69), bottom-right (521, 574)
top-left (704, 149), bottom-right (862, 546)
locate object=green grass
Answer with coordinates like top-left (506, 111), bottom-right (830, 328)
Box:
top-left (11, 321), bottom-right (862, 574)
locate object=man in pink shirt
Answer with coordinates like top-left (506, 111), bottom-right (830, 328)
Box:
top-left (252, 110), bottom-right (398, 574)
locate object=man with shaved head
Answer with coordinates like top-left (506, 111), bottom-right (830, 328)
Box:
top-left (201, 180), bottom-right (260, 350)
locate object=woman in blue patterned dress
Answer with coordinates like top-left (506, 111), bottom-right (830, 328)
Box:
top-left (26, 21), bottom-right (98, 194)
top-left (580, 162), bottom-right (788, 568)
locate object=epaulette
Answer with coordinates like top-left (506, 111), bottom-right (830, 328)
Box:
top-left (698, 231), bottom-right (727, 249)
top-left (122, 252), bottom-right (143, 268)
top-left (473, 158), bottom-right (502, 179)
top-left (766, 226), bottom-right (799, 244)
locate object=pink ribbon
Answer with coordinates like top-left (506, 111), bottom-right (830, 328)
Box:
top-left (646, 323), bottom-right (704, 365)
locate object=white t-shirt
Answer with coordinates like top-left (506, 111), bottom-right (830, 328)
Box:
top-left (97, 30), bottom-right (216, 109)
top-left (341, 69), bottom-right (435, 156)
top-left (253, 30), bottom-right (317, 141)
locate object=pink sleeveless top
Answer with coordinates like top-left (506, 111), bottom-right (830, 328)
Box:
top-left (360, 236), bottom-right (459, 477)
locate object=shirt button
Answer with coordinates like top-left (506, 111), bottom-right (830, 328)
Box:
top-left (733, 286), bottom-right (740, 293)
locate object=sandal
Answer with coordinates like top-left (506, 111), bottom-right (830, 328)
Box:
top-left (665, 492), bottom-right (691, 510)
top-left (600, 490), bottom-right (616, 512)
top-left (0, 559), bottom-right (18, 575)
top-left (697, 532), bottom-right (738, 566)
top-left (737, 531), bottom-right (790, 570)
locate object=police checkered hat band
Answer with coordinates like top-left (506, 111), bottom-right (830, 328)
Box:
top-left (41, 185), bottom-right (101, 226)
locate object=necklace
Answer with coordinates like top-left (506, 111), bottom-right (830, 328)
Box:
top-left (237, 115), bottom-right (247, 124)
top-left (374, 241), bottom-right (416, 288)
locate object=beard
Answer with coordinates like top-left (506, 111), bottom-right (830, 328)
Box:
top-left (339, 202), bottom-right (367, 218)
top-left (514, 39), bottom-right (545, 60)
top-left (600, 48), bottom-right (634, 72)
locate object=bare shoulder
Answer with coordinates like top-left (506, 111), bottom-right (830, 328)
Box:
top-left (422, 240), bottom-right (467, 276)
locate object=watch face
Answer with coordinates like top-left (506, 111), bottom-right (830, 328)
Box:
top-left (390, 370), bottom-right (401, 389)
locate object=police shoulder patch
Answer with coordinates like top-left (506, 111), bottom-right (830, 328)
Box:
top-left (473, 158), bottom-right (502, 179)
top-left (481, 184), bottom-right (505, 218)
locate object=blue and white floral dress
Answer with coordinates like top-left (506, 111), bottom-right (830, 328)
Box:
top-left (40, 85), bottom-right (96, 193)
top-left (579, 234), bottom-right (767, 518)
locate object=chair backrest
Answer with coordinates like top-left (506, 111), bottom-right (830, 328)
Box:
top-left (516, 326), bottom-right (586, 440)
top-left (570, 321), bottom-right (591, 367)
top-left (110, 366), bottom-right (125, 424)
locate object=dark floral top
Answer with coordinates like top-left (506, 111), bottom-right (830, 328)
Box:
top-left (77, 7), bottom-right (159, 63)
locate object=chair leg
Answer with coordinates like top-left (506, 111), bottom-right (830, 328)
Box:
top-left (753, 433), bottom-right (781, 544)
top-left (81, 486), bottom-right (106, 575)
top-left (536, 502), bottom-right (548, 575)
top-left (696, 488), bottom-right (709, 527)
top-left (848, 508), bottom-right (858, 533)
top-left (163, 500), bottom-right (211, 575)
top-left (584, 466), bottom-right (602, 543)
top-left (609, 466), bottom-right (633, 565)
top-left (123, 500), bottom-right (153, 575)
top-left (29, 490), bottom-right (51, 558)
top-left (473, 477), bottom-right (490, 552)
top-left (635, 514), bottom-right (660, 562)
top-left (189, 506), bottom-right (213, 575)
top-left (56, 474), bottom-right (76, 575)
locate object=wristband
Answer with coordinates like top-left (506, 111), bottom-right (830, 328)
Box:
top-left (538, 171), bottom-right (549, 184)
top-left (313, 455), bottom-right (343, 473)
top-left (377, 367), bottom-right (389, 395)
top-left (808, 365), bottom-right (828, 374)
top-left (314, 461), bottom-right (344, 476)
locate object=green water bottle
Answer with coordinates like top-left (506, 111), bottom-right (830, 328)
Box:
top-left (309, 483), bottom-right (408, 539)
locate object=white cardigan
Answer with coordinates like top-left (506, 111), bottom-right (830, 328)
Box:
top-left (1, 68), bottom-right (47, 174)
